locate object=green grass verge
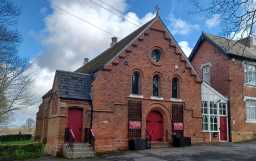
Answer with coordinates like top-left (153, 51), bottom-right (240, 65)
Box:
top-left (0, 139), bottom-right (33, 145)
top-left (0, 141), bottom-right (44, 160)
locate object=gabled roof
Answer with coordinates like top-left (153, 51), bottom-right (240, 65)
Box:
top-left (54, 70), bottom-right (92, 100)
top-left (76, 15), bottom-right (200, 82)
top-left (189, 33), bottom-right (256, 61)
top-left (76, 17), bottom-right (156, 74)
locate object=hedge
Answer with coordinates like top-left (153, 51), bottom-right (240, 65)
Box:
top-left (0, 142), bottom-right (44, 160)
top-left (0, 134), bottom-right (32, 142)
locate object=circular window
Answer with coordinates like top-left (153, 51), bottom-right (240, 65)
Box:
top-left (151, 49), bottom-right (161, 62)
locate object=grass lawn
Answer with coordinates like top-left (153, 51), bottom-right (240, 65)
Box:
top-left (0, 139), bottom-right (33, 145)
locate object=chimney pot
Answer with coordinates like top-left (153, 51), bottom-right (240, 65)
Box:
top-left (111, 37), bottom-right (118, 46)
top-left (84, 58), bottom-right (89, 64)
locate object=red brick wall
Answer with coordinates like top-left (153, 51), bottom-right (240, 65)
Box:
top-left (91, 19), bottom-right (204, 152)
top-left (191, 40), bottom-right (256, 142)
top-left (191, 41), bottom-right (230, 96)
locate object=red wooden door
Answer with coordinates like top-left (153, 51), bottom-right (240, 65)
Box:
top-left (68, 108), bottom-right (83, 142)
top-left (220, 117), bottom-right (227, 141)
top-left (146, 111), bottom-right (163, 141)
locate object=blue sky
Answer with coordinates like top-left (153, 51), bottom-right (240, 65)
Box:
top-left (9, 0), bottom-right (222, 127)
top-left (14, 0), bottom-right (221, 60)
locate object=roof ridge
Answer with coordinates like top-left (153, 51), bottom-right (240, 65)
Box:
top-left (56, 69), bottom-right (91, 76)
top-left (190, 32), bottom-right (256, 61)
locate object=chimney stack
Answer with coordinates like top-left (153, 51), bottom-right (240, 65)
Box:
top-left (111, 37), bottom-right (118, 46)
top-left (84, 58), bottom-right (89, 65)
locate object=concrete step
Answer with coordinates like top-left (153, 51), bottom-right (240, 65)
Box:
top-left (63, 143), bottom-right (95, 159)
top-left (151, 142), bottom-right (170, 148)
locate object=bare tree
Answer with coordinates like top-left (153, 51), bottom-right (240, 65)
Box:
top-left (0, 0), bottom-right (33, 123)
top-left (193, 0), bottom-right (256, 40)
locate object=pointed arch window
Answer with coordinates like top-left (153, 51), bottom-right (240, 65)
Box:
top-left (172, 77), bottom-right (180, 98)
top-left (153, 74), bottom-right (160, 97)
top-left (132, 71), bottom-right (140, 95)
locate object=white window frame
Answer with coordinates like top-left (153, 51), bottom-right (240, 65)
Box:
top-left (244, 97), bottom-right (256, 123)
top-left (202, 64), bottom-right (211, 84)
top-left (219, 103), bottom-right (227, 116)
top-left (244, 63), bottom-right (256, 87)
top-left (201, 101), bottom-right (227, 132)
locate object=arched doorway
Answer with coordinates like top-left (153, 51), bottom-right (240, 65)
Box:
top-left (146, 111), bottom-right (163, 141)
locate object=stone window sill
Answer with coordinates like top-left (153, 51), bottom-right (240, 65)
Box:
top-left (170, 98), bottom-right (183, 102)
top-left (246, 120), bottom-right (256, 124)
top-left (150, 96), bottom-right (164, 100)
top-left (129, 94), bottom-right (144, 99)
top-left (245, 83), bottom-right (256, 88)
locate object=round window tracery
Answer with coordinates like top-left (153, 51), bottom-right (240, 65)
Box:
top-left (151, 49), bottom-right (161, 62)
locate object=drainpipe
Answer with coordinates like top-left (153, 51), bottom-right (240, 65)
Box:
top-left (89, 95), bottom-right (93, 129)
top-left (227, 99), bottom-right (232, 142)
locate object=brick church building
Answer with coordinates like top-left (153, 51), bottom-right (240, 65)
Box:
top-left (36, 14), bottom-right (256, 157)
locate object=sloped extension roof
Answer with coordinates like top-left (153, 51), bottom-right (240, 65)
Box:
top-left (54, 70), bottom-right (92, 100)
top-left (201, 82), bottom-right (228, 102)
top-left (76, 15), bottom-right (200, 82)
top-left (189, 32), bottom-right (256, 61)
top-left (76, 18), bottom-right (155, 74)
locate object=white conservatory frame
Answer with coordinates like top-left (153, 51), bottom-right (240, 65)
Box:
top-left (201, 82), bottom-right (229, 142)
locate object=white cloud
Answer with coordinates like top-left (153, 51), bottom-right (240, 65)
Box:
top-left (206, 14), bottom-right (220, 28)
top-left (11, 0), bottom-right (154, 127)
top-left (178, 41), bottom-right (192, 57)
top-left (168, 15), bottom-right (199, 35)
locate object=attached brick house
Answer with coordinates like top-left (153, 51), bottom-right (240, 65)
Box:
top-left (190, 33), bottom-right (256, 142)
top-left (35, 15), bottom-right (233, 157)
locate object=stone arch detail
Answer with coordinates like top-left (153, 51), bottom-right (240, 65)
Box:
top-left (143, 103), bottom-right (171, 142)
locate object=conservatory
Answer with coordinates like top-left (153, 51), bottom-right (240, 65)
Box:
top-left (201, 82), bottom-right (229, 142)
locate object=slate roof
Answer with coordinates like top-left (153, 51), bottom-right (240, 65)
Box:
top-left (55, 70), bottom-right (92, 100)
top-left (76, 17), bottom-right (156, 74)
top-left (189, 33), bottom-right (256, 61)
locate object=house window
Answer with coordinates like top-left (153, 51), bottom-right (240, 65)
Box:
top-left (210, 115), bottom-right (218, 131)
top-left (151, 49), bottom-right (161, 62)
top-left (172, 77), bottom-right (180, 98)
top-left (245, 64), bottom-right (256, 86)
top-left (202, 65), bottom-right (210, 84)
top-left (132, 71), bottom-right (140, 95)
top-left (201, 101), bottom-right (219, 132)
top-left (219, 103), bottom-right (227, 115)
top-left (202, 115), bottom-right (209, 131)
top-left (210, 101), bottom-right (217, 115)
top-left (202, 101), bottom-right (209, 131)
top-left (153, 74), bottom-right (160, 97)
top-left (245, 99), bottom-right (256, 122)
top-left (202, 101), bottom-right (208, 114)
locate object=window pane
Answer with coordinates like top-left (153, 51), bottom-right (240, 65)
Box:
top-left (245, 64), bottom-right (256, 85)
top-left (151, 49), bottom-right (161, 62)
top-left (210, 116), bottom-right (218, 131)
top-left (172, 78), bottom-right (179, 98)
top-left (153, 75), bottom-right (160, 96)
top-left (202, 115), bottom-right (208, 131)
top-left (210, 102), bottom-right (217, 115)
top-left (132, 71), bottom-right (140, 94)
top-left (201, 101), bottom-right (208, 114)
top-left (202, 65), bottom-right (210, 83)
top-left (246, 100), bottom-right (256, 121)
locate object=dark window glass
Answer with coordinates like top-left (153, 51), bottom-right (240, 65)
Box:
top-left (153, 75), bottom-right (160, 96)
top-left (151, 49), bottom-right (161, 62)
top-left (172, 77), bottom-right (179, 98)
top-left (132, 71), bottom-right (140, 94)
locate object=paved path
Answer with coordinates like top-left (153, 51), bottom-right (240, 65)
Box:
top-left (33, 141), bottom-right (256, 161)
